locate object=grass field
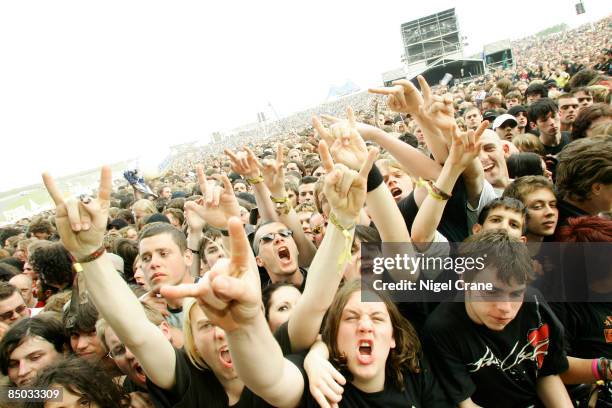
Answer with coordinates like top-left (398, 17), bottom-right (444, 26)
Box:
top-left (0, 162), bottom-right (130, 225)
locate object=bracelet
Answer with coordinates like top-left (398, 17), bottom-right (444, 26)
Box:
top-left (69, 245), bottom-right (106, 273)
top-left (270, 195), bottom-right (288, 204)
top-left (593, 358), bottom-right (601, 380)
top-left (246, 176), bottom-right (264, 185)
top-left (73, 245), bottom-right (106, 264)
top-left (328, 213), bottom-right (356, 269)
top-left (597, 358), bottom-right (611, 381)
top-left (417, 178), bottom-right (451, 201)
top-left (428, 180), bottom-right (452, 200)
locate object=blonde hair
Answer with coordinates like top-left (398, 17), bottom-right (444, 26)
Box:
top-left (512, 134), bottom-right (546, 156)
top-left (132, 199), bottom-right (157, 220)
top-left (182, 298), bottom-right (209, 370)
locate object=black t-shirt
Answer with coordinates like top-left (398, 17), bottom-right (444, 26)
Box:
top-left (541, 131), bottom-right (571, 156)
top-left (549, 302), bottom-right (612, 360)
top-left (289, 353), bottom-right (452, 408)
top-left (273, 320), bottom-right (293, 356)
top-left (397, 178), bottom-right (469, 244)
top-left (123, 376), bottom-right (147, 394)
top-left (422, 288), bottom-right (569, 407)
top-left (147, 348), bottom-right (271, 408)
top-left (260, 267), bottom-right (308, 291)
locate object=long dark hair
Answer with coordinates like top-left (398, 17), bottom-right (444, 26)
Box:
top-left (24, 356), bottom-right (129, 408)
top-left (0, 315), bottom-right (68, 376)
top-left (322, 279), bottom-right (421, 391)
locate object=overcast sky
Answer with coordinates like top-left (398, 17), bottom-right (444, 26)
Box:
top-left (1, 0), bottom-right (609, 192)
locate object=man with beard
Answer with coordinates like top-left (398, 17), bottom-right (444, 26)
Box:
top-left (557, 93), bottom-right (580, 133)
top-left (528, 98), bottom-right (571, 156)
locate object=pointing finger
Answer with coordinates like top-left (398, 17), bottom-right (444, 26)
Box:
top-left (224, 148), bottom-right (238, 162)
top-left (474, 120), bottom-right (489, 142)
top-left (275, 143), bottom-right (284, 166)
top-left (358, 147), bottom-right (379, 179)
top-left (215, 174), bottom-right (234, 196)
top-left (227, 217), bottom-right (250, 277)
top-left (318, 140), bottom-right (334, 172)
top-left (416, 75), bottom-right (432, 102)
top-left (97, 166), bottom-right (112, 202)
top-left (196, 165), bottom-right (208, 196)
top-left (312, 116), bottom-right (334, 146)
top-left (42, 173), bottom-right (65, 206)
top-left (346, 106), bottom-right (356, 128)
top-left (368, 87), bottom-right (396, 95)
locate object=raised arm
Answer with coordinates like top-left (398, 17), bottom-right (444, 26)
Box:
top-left (370, 75), bottom-right (458, 164)
top-left (185, 168), bottom-right (243, 264)
top-left (318, 113), bottom-right (442, 182)
top-left (314, 107), bottom-right (416, 282)
top-left (162, 218), bottom-right (304, 408)
top-left (42, 167), bottom-right (177, 390)
top-left (225, 147), bottom-right (278, 223)
top-left (411, 122), bottom-right (487, 252)
top-left (288, 140), bottom-right (376, 352)
top-left (257, 144), bottom-right (317, 268)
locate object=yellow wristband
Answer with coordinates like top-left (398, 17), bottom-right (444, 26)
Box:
top-left (246, 176), bottom-right (263, 185)
top-left (270, 195), bottom-right (288, 204)
top-left (329, 213), bottom-right (355, 268)
top-left (417, 178), bottom-right (447, 201)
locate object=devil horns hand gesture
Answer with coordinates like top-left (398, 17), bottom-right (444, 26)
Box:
top-left (42, 167), bottom-right (111, 260)
top-left (184, 166), bottom-right (240, 231)
top-left (369, 75), bottom-right (457, 136)
top-left (312, 106), bottom-right (368, 172)
top-left (161, 217), bottom-right (260, 333)
top-left (318, 140), bottom-right (377, 226)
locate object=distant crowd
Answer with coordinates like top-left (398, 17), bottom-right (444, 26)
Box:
top-left (0, 15), bottom-right (610, 408)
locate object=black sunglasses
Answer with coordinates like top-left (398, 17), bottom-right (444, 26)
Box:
top-left (259, 229), bottom-right (293, 244)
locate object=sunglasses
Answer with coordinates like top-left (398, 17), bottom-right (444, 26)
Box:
top-left (0, 304), bottom-right (27, 321)
top-left (258, 229), bottom-right (293, 244)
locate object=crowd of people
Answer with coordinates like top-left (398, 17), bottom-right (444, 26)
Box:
top-left (0, 14), bottom-right (611, 408)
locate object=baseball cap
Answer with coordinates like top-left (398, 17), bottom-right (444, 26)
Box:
top-left (482, 110), bottom-right (498, 122)
top-left (492, 114), bottom-right (518, 130)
